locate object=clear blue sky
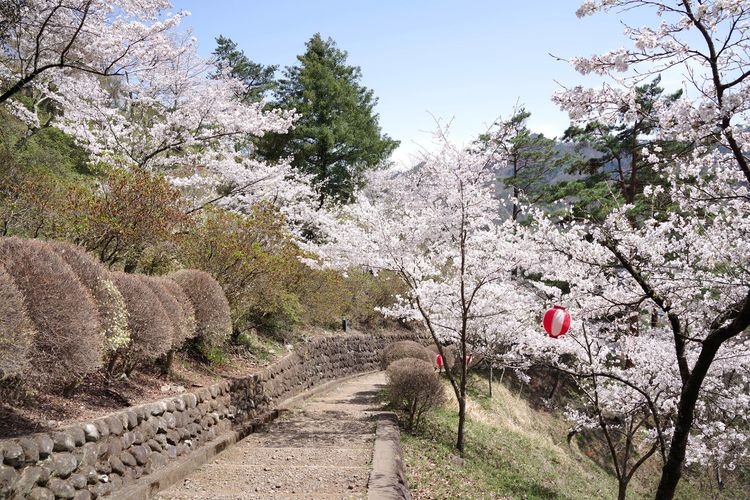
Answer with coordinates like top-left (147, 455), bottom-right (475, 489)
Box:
top-left (172, 1), bottom-right (652, 165)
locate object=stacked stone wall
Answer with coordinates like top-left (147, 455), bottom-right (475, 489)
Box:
top-left (0, 331), bottom-right (418, 499)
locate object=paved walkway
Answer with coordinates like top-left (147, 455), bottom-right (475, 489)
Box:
top-left (156, 372), bottom-right (388, 499)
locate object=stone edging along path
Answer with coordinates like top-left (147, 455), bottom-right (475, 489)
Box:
top-left (368, 413), bottom-right (411, 500)
top-left (0, 331), bottom-right (417, 499)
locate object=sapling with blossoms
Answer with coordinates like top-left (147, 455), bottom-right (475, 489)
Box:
top-left (513, 284), bottom-right (681, 500)
top-left (471, 288), bottom-right (542, 398)
top-left (524, 1), bottom-right (750, 497)
top-left (311, 131), bottom-right (542, 454)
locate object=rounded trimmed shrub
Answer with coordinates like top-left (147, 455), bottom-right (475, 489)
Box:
top-left (386, 358), bottom-right (446, 430)
top-left (168, 269), bottom-right (231, 349)
top-left (0, 237), bottom-right (103, 391)
top-left (111, 271), bottom-right (173, 375)
top-left (0, 264), bottom-right (33, 381)
top-left (148, 276), bottom-right (196, 349)
top-left (144, 276), bottom-right (197, 374)
top-left (380, 340), bottom-right (432, 370)
top-left (47, 240), bottom-right (130, 352)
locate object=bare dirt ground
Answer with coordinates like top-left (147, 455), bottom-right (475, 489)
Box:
top-left (156, 372), bottom-right (388, 500)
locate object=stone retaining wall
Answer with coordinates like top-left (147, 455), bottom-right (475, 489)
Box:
top-left (0, 331), bottom-right (417, 499)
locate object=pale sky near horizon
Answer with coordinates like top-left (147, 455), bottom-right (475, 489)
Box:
top-left (172, 1), bottom-right (658, 166)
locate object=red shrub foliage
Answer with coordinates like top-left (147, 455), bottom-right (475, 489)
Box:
top-left (169, 269), bottom-right (231, 348)
top-left (380, 340), bottom-right (432, 370)
top-left (111, 271), bottom-right (173, 374)
top-left (0, 264), bottom-right (33, 381)
top-left (46, 240), bottom-right (130, 352)
top-left (0, 237), bottom-right (103, 391)
top-left (69, 169), bottom-right (189, 268)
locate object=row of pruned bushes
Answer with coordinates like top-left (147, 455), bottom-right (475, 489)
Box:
top-left (0, 163), bottom-right (406, 340)
top-left (0, 236), bottom-right (231, 394)
top-left (382, 340), bottom-right (447, 430)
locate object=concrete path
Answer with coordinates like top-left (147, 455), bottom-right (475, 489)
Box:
top-left (155, 372), bottom-right (387, 499)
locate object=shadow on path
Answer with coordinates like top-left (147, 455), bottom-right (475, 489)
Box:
top-left (156, 372), bottom-right (388, 499)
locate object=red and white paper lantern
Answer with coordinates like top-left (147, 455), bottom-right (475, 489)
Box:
top-left (543, 305), bottom-right (571, 338)
top-left (436, 354), bottom-right (444, 369)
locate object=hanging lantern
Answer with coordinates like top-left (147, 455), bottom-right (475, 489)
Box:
top-left (436, 354), bottom-right (444, 369)
top-left (543, 305), bottom-right (571, 338)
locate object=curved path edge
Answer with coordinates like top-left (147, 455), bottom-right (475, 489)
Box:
top-left (368, 412), bottom-right (412, 500)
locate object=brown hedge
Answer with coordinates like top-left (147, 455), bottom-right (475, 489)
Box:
top-left (144, 276), bottom-right (196, 350)
top-left (0, 237), bottom-right (103, 391)
top-left (111, 271), bottom-right (173, 374)
top-left (386, 358), bottom-right (446, 430)
top-left (47, 240), bottom-right (130, 352)
top-left (168, 269), bottom-right (231, 348)
top-left (0, 264), bottom-right (33, 381)
top-left (380, 340), bottom-right (432, 370)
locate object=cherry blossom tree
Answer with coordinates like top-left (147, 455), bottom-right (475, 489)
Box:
top-left (312, 131), bottom-right (542, 454)
top-left (525, 2), bottom-right (750, 497)
top-left (0, 0), bottom-right (185, 110)
top-left (1, 1), bottom-right (319, 222)
top-left (54, 34), bottom-right (316, 218)
top-left (511, 279), bottom-right (680, 500)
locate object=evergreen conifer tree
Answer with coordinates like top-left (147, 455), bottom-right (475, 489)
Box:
top-left (258, 34), bottom-right (398, 206)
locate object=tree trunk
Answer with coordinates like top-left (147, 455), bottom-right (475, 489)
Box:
top-left (618, 480), bottom-right (628, 500)
top-left (655, 340), bottom-right (721, 499)
top-left (106, 354), bottom-right (118, 376)
top-left (161, 349), bottom-right (175, 376)
top-left (548, 372), bottom-right (560, 400)
top-left (488, 364), bottom-right (493, 398)
top-left (715, 463), bottom-right (724, 491)
top-left (408, 398), bottom-right (418, 430)
top-left (456, 396), bottom-right (466, 455)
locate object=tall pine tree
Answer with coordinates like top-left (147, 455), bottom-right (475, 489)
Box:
top-left (257, 34), bottom-right (398, 206)
top-left (212, 35), bottom-right (277, 103)
top-left (555, 76), bottom-right (686, 221)
top-left (476, 107), bottom-right (573, 221)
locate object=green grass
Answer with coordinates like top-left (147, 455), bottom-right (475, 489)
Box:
top-left (235, 329), bottom-right (285, 364)
top-left (400, 377), bottom-right (622, 499)
top-left (399, 374), bottom-right (747, 499)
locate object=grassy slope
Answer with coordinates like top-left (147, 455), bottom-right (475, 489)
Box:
top-left (400, 375), bottom-right (736, 499)
top-left (402, 377), bottom-right (620, 499)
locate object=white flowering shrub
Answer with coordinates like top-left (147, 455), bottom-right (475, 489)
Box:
top-left (100, 278), bottom-right (131, 352)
